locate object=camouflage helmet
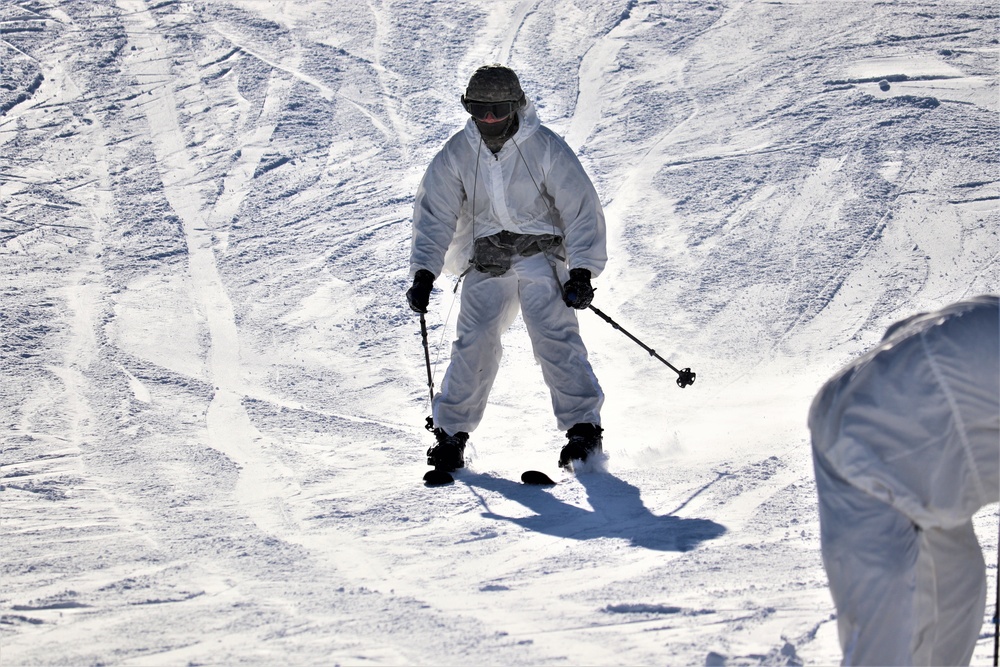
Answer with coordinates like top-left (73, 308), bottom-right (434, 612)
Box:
top-left (463, 64), bottom-right (526, 105)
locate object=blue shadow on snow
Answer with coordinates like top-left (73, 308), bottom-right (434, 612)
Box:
top-left (461, 471), bottom-right (726, 552)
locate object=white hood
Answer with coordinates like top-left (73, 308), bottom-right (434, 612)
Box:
top-left (809, 296), bottom-right (1000, 529)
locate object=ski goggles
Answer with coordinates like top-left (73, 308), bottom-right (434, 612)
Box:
top-left (461, 97), bottom-right (520, 121)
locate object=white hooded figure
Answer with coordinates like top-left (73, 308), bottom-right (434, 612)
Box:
top-left (406, 65), bottom-right (607, 473)
top-left (809, 296), bottom-right (999, 666)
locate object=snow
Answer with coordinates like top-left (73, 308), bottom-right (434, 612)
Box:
top-left (1, 0), bottom-right (997, 665)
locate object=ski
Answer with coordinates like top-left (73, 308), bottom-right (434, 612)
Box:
top-left (423, 469), bottom-right (557, 487)
top-left (423, 469), bottom-right (454, 486)
top-left (520, 470), bottom-right (557, 485)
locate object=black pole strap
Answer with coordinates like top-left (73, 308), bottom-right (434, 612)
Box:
top-left (587, 304), bottom-right (696, 388)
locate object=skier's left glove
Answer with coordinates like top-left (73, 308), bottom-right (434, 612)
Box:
top-left (562, 268), bottom-right (594, 309)
top-left (406, 269), bottom-right (435, 313)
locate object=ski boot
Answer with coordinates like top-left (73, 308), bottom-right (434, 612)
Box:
top-left (427, 428), bottom-right (468, 472)
top-left (559, 423), bottom-right (603, 469)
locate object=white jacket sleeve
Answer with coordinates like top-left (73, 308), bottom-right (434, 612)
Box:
top-left (542, 131), bottom-right (607, 277)
top-left (409, 141), bottom-right (465, 278)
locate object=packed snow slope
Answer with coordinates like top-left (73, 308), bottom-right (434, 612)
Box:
top-left (2, 0), bottom-right (997, 665)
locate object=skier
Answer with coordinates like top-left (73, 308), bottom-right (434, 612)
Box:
top-left (406, 64), bottom-right (607, 472)
top-left (809, 296), bottom-right (1000, 666)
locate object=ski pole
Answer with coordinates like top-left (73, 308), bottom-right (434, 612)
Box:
top-left (418, 312), bottom-right (436, 431)
top-left (587, 304), bottom-right (696, 388)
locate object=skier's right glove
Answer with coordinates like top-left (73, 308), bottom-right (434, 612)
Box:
top-left (406, 269), bottom-right (436, 313)
top-left (562, 268), bottom-right (594, 309)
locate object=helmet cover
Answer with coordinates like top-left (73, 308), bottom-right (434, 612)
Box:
top-left (464, 65), bottom-right (525, 105)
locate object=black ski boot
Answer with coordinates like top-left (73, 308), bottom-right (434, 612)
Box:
top-left (427, 428), bottom-right (468, 472)
top-left (559, 423), bottom-right (603, 469)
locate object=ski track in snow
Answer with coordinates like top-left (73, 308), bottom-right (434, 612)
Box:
top-left (2, 1), bottom-right (997, 665)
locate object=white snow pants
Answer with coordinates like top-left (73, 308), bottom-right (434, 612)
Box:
top-left (809, 297), bottom-right (1000, 666)
top-left (814, 452), bottom-right (988, 666)
top-left (433, 252), bottom-right (603, 434)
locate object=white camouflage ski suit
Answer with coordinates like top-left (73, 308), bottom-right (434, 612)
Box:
top-left (809, 296), bottom-right (1000, 666)
top-left (410, 101), bottom-right (606, 434)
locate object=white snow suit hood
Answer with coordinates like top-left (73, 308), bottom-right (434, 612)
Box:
top-left (410, 101), bottom-right (607, 278)
top-left (809, 295), bottom-right (1000, 530)
top-left (809, 296), bottom-right (999, 666)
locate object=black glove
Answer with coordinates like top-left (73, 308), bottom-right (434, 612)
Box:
top-left (406, 269), bottom-right (435, 313)
top-left (562, 268), bottom-right (594, 309)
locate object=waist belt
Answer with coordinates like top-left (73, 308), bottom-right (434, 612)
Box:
top-left (471, 231), bottom-right (564, 277)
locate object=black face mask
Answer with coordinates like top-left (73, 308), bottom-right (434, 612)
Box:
top-left (474, 114), bottom-right (519, 154)
top-left (474, 116), bottom-right (513, 138)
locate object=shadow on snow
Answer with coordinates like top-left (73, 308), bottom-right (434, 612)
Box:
top-left (461, 471), bottom-right (727, 552)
